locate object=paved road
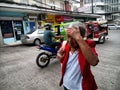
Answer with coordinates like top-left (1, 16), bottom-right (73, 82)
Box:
top-left (0, 45), bottom-right (63, 90)
top-left (93, 30), bottom-right (120, 90)
top-left (0, 30), bottom-right (120, 90)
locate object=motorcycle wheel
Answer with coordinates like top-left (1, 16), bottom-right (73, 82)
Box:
top-left (36, 53), bottom-right (50, 68)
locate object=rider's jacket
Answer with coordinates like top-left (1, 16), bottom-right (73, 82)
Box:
top-left (59, 40), bottom-right (98, 90)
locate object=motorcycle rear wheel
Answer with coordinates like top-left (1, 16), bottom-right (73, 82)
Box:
top-left (36, 53), bottom-right (50, 68)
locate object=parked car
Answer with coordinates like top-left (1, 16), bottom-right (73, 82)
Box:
top-left (116, 25), bottom-right (120, 30)
top-left (21, 29), bottom-right (44, 45)
top-left (108, 24), bottom-right (120, 30)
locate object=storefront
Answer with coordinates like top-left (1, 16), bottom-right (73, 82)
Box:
top-left (41, 14), bottom-right (56, 26)
top-left (28, 15), bottom-right (38, 31)
top-left (0, 11), bottom-right (26, 45)
top-left (0, 20), bottom-right (24, 44)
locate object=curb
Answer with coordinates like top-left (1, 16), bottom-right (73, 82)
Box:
top-left (3, 41), bottom-right (22, 47)
top-left (3, 43), bottom-right (23, 47)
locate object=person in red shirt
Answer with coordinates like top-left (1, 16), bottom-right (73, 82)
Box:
top-left (57, 21), bottom-right (99, 90)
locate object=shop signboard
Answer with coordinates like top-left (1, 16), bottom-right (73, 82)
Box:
top-left (56, 15), bottom-right (73, 23)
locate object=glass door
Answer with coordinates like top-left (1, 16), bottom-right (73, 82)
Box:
top-left (13, 21), bottom-right (24, 40)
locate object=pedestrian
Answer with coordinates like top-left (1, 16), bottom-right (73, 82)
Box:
top-left (43, 23), bottom-right (61, 50)
top-left (57, 21), bottom-right (99, 90)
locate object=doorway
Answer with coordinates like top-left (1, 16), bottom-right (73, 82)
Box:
top-left (13, 21), bottom-right (24, 40)
top-left (29, 21), bottom-right (35, 31)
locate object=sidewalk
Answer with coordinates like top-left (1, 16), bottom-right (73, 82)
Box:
top-left (3, 41), bottom-right (22, 47)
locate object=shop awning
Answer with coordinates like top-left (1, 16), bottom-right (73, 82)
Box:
top-left (0, 2), bottom-right (101, 18)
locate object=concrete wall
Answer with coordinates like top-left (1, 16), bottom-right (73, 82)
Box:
top-left (0, 26), bottom-right (3, 47)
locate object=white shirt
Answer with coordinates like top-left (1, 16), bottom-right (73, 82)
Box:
top-left (63, 50), bottom-right (83, 90)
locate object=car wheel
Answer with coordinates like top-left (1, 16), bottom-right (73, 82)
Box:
top-left (34, 39), bottom-right (41, 45)
top-left (99, 36), bottom-right (105, 44)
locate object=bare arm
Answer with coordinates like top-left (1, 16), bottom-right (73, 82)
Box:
top-left (54, 35), bottom-right (64, 39)
top-left (76, 37), bottom-right (99, 66)
top-left (57, 48), bottom-right (65, 63)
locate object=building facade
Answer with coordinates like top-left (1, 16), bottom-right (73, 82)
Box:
top-left (79, 0), bottom-right (120, 22)
top-left (0, 0), bottom-right (100, 47)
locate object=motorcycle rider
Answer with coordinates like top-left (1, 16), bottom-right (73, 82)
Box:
top-left (44, 23), bottom-right (62, 50)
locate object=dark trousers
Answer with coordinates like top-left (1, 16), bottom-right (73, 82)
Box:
top-left (50, 42), bottom-right (60, 51)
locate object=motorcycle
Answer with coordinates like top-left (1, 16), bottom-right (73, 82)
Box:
top-left (36, 44), bottom-right (58, 68)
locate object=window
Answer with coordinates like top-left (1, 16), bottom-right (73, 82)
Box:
top-left (48, 0), bottom-right (54, 6)
top-left (20, 0), bottom-right (28, 4)
top-left (36, 0), bottom-right (42, 6)
top-left (49, 0), bottom-right (54, 5)
top-left (101, 6), bottom-right (104, 10)
top-left (60, 1), bottom-right (64, 10)
top-left (0, 21), bottom-right (14, 38)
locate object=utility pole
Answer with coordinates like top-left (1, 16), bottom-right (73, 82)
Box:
top-left (91, 0), bottom-right (94, 14)
top-left (80, 0), bottom-right (83, 7)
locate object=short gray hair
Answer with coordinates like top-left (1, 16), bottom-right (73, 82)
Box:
top-left (68, 21), bottom-right (86, 37)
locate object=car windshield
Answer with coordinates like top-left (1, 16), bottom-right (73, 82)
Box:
top-left (26, 28), bottom-right (45, 34)
top-left (27, 30), bottom-right (35, 34)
